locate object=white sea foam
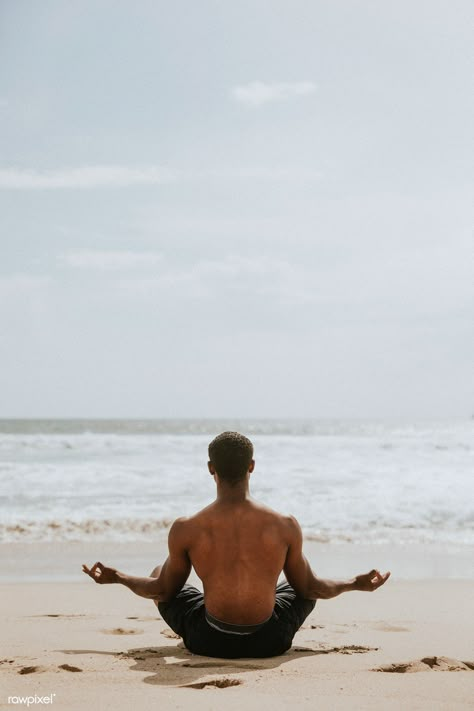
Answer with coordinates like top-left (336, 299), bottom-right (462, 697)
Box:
top-left (0, 419), bottom-right (472, 544)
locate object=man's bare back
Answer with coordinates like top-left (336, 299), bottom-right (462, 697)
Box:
top-left (179, 499), bottom-right (291, 624)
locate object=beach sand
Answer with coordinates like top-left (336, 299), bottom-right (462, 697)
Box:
top-left (1, 545), bottom-right (473, 711)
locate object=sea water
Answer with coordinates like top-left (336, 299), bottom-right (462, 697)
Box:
top-left (0, 419), bottom-right (472, 546)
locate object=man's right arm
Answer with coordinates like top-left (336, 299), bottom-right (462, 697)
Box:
top-left (282, 515), bottom-right (390, 600)
top-left (83, 518), bottom-right (191, 602)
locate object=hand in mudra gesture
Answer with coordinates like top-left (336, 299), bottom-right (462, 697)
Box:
top-left (82, 561), bottom-right (118, 584)
top-left (355, 569), bottom-right (390, 591)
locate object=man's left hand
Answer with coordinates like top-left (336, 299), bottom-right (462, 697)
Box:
top-left (354, 569), bottom-right (391, 591)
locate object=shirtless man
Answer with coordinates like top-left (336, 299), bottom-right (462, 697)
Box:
top-left (83, 431), bottom-right (390, 658)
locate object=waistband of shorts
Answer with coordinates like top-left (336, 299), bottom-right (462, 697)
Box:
top-left (204, 610), bottom-right (273, 636)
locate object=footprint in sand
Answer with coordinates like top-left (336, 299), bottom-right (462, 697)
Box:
top-left (18, 664), bottom-right (84, 674)
top-left (293, 644), bottom-right (378, 655)
top-left (59, 664), bottom-right (83, 672)
top-left (101, 627), bottom-right (144, 635)
top-left (180, 677), bottom-right (243, 689)
top-left (160, 628), bottom-right (181, 639)
top-left (31, 614), bottom-right (86, 618)
top-left (301, 624), bottom-right (324, 630)
top-left (18, 666), bottom-right (44, 675)
top-left (375, 657), bottom-right (474, 673)
top-left (370, 622), bottom-right (410, 632)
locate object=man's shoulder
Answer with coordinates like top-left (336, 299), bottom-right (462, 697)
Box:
top-left (249, 500), bottom-right (301, 531)
top-left (253, 506), bottom-right (302, 543)
top-left (169, 515), bottom-right (190, 528)
top-left (275, 511), bottom-right (302, 539)
top-left (167, 516), bottom-right (189, 539)
top-left (169, 506), bottom-right (211, 533)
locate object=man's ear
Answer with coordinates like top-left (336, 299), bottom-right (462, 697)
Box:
top-left (208, 461), bottom-right (215, 476)
top-left (249, 459), bottom-right (255, 474)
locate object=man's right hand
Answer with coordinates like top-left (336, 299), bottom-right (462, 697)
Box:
top-left (82, 561), bottom-right (119, 584)
top-left (354, 569), bottom-right (390, 591)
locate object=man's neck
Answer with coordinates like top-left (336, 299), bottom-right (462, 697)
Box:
top-left (216, 481), bottom-right (251, 504)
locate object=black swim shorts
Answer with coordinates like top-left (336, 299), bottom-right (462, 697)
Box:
top-left (157, 580), bottom-right (316, 659)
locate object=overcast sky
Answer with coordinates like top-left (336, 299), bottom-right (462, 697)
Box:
top-left (0, 0), bottom-right (472, 418)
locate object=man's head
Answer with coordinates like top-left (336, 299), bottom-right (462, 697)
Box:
top-left (208, 431), bottom-right (254, 485)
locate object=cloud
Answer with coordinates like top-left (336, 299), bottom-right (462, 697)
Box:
top-left (194, 166), bottom-right (323, 181)
top-left (0, 165), bottom-right (175, 189)
top-left (231, 81), bottom-right (316, 107)
top-left (0, 163), bottom-right (322, 190)
top-left (58, 250), bottom-right (163, 270)
top-left (0, 273), bottom-right (50, 292)
top-left (116, 255), bottom-right (317, 307)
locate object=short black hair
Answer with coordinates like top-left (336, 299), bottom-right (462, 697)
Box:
top-left (208, 431), bottom-right (254, 485)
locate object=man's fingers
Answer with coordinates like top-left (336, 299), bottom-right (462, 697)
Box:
top-left (357, 568), bottom-right (390, 591)
top-left (362, 569), bottom-right (390, 590)
top-left (373, 571), bottom-right (391, 588)
top-left (83, 563), bottom-right (96, 575)
top-left (82, 562), bottom-right (105, 582)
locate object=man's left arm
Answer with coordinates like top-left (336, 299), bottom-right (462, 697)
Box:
top-left (82, 518), bottom-right (191, 602)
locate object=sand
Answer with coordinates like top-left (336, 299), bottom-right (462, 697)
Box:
top-left (1, 561), bottom-right (473, 711)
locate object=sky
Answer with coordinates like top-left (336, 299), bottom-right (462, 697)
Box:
top-left (0, 0), bottom-right (472, 418)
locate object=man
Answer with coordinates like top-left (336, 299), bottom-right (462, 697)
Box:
top-left (83, 431), bottom-right (390, 659)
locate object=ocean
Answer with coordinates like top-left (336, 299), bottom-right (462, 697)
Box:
top-left (0, 418), bottom-right (473, 546)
